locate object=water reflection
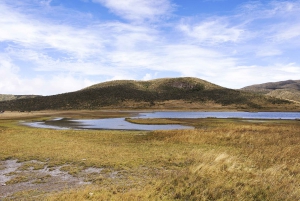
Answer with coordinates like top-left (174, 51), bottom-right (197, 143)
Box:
top-left (71, 118), bottom-right (193, 131)
top-left (136, 111), bottom-right (300, 119)
top-left (24, 117), bottom-right (193, 131)
top-left (23, 111), bottom-right (300, 131)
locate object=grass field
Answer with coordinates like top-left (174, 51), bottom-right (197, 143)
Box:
top-left (1, 112), bottom-right (300, 200)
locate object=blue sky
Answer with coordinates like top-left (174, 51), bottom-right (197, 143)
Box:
top-left (1, 0), bottom-right (300, 95)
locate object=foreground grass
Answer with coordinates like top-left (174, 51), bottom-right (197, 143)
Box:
top-left (1, 118), bottom-right (300, 200)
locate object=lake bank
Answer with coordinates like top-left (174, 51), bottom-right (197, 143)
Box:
top-left (1, 108), bottom-right (300, 121)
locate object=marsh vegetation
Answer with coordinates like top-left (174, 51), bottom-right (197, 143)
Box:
top-left (0, 112), bottom-right (300, 200)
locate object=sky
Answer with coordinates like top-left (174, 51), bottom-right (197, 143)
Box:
top-left (1, 0), bottom-right (300, 95)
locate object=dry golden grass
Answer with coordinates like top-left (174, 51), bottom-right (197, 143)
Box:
top-left (0, 110), bottom-right (133, 120)
top-left (126, 118), bottom-right (183, 125)
top-left (1, 117), bottom-right (300, 200)
top-left (146, 123), bottom-right (300, 200)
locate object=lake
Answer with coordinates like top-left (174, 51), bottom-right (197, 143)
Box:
top-left (23, 111), bottom-right (300, 131)
top-left (135, 111), bottom-right (300, 119)
top-left (23, 117), bottom-right (193, 131)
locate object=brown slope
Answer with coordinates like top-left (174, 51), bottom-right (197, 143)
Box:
top-left (0, 94), bottom-right (40, 102)
top-left (266, 89), bottom-right (300, 103)
top-left (83, 77), bottom-right (222, 91)
top-left (241, 80), bottom-right (300, 102)
top-left (0, 77), bottom-right (297, 111)
top-left (241, 80), bottom-right (300, 93)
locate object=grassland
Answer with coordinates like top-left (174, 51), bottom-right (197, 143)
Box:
top-left (1, 112), bottom-right (300, 200)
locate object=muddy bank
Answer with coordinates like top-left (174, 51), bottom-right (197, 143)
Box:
top-left (0, 160), bottom-right (114, 199)
top-left (0, 110), bottom-right (136, 120)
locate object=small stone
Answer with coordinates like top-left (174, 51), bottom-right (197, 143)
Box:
top-left (82, 159), bottom-right (87, 161)
top-left (2, 183), bottom-right (6, 186)
top-left (89, 192), bottom-right (94, 196)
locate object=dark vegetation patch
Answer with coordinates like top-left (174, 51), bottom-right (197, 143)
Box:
top-left (0, 77), bottom-right (295, 111)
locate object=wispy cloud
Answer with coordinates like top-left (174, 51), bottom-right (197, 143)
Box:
top-left (178, 18), bottom-right (244, 44)
top-left (0, 0), bottom-right (300, 95)
top-left (0, 55), bottom-right (21, 93)
top-left (237, 1), bottom-right (300, 45)
top-left (0, 3), bottom-right (103, 59)
top-left (221, 63), bottom-right (300, 88)
top-left (92, 0), bottom-right (174, 22)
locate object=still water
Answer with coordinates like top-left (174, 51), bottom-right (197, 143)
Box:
top-left (71, 118), bottom-right (193, 130)
top-left (24, 117), bottom-right (193, 131)
top-left (23, 111), bottom-right (300, 131)
top-left (135, 111), bottom-right (300, 119)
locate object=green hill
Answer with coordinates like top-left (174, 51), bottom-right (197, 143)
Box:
top-left (0, 77), bottom-right (297, 111)
top-left (83, 77), bottom-right (221, 91)
top-left (241, 80), bottom-right (300, 103)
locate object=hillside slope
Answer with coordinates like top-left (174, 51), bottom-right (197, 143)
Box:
top-left (0, 94), bottom-right (40, 102)
top-left (0, 77), bottom-right (297, 111)
top-left (241, 80), bottom-right (300, 102)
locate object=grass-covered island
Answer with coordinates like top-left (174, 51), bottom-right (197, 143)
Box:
top-left (1, 110), bottom-right (300, 200)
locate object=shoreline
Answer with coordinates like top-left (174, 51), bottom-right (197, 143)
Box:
top-left (1, 109), bottom-right (300, 121)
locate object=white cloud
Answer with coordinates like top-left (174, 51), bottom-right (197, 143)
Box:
top-left (279, 63), bottom-right (300, 74)
top-left (238, 1), bottom-right (300, 40)
top-left (271, 24), bottom-right (300, 42)
top-left (0, 2), bottom-right (103, 59)
top-left (216, 63), bottom-right (300, 89)
top-left (92, 0), bottom-right (173, 22)
top-left (1, 0), bottom-right (300, 96)
top-left (0, 54), bottom-right (95, 95)
top-left (44, 74), bottom-right (96, 94)
top-left (142, 73), bottom-right (152, 80)
top-left (109, 74), bottom-right (135, 81)
top-left (155, 45), bottom-right (236, 76)
top-left (40, 0), bottom-right (52, 7)
top-left (237, 1), bottom-right (299, 19)
top-left (179, 19), bottom-right (244, 44)
top-left (0, 56), bottom-right (22, 94)
top-left (256, 48), bottom-right (282, 57)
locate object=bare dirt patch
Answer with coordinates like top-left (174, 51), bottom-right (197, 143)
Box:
top-left (0, 160), bottom-right (103, 199)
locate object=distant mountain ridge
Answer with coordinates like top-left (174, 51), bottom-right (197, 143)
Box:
top-left (0, 94), bottom-right (40, 102)
top-left (241, 80), bottom-right (300, 102)
top-left (82, 77), bottom-right (221, 91)
top-left (0, 77), bottom-right (297, 111)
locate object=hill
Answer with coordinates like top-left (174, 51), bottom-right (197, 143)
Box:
top-left (0, 94), bottom-right (40, 102)
top-left (241, 80), bottom-right (300, 103)
top-left (0, 77), bottom-right (298, 111)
